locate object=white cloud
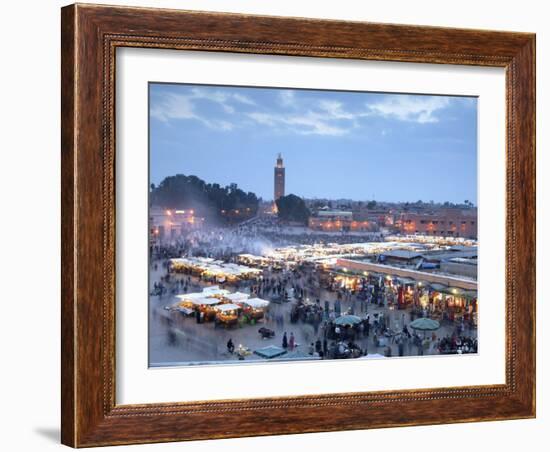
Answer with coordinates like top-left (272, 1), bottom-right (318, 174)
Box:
top-left (247, 112), bottom-right (277, 126)
top-left (289, 113), bottom-right (349, 136)
top-left (189, 87), bottom-right (227, 103)
top-left (278, 90), bottom-right (296, 108)
top-left (222, 104), bottom-right (235, 114)
top-left (150, 93), bottom-right (195, 122)
top-left (247, 110), bottom-right (349, 136)
top-left (151, 86), bottom-right (462, 136)
top-left (211, 120), bottom-right (234, 131)
top-left (150, 87), bottom-right (257, 130)
top-left (367, 95), bottom-right (450, 123)
top-left (232, 93), bottom-right (256, 105)
top-left (151, 87), bottom-right (358, 136)
top-left (246, 94), bottom-right (361, 136)
top-left (318, 100), bottom-right (355, 120)
top-left (190, 87), bottom-right (256, 108)
top-left (150, 92), bottom-right (235, 131)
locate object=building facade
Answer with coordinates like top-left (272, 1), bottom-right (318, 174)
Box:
top-left (308, 210), bottom-right (372, 232)
top-left (397, 209), bottom-right (478, 239)
top-left (149, 206), bottom-right (204, 243)
top-left (274, 153), bottom-right (285, 201)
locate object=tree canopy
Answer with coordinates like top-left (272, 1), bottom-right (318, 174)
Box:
top-left (151, 174), bottom-right (259, 222)
top-left (276, 194), bottom-right (310, 224)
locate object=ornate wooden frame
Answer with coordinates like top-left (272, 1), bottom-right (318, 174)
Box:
top-left (61, 3), bottom-right (536, 447)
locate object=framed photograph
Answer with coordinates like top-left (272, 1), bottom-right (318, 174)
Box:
top-left (61, 3), bottom-right (536, 447)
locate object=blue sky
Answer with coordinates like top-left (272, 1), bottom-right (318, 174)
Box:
top-left (149, 83), bottom-right (477, 203)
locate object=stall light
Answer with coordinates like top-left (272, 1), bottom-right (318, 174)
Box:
top-left (166, 210), bottom-right (172, 216)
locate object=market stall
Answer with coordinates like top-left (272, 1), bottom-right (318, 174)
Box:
top-left (201, 286), bottom-right (230, 298)
top-left (427, 283), bottom-right (478, 325)
top-left (187, 297), bottom-right (223, 321)
top-left (242, 297), bottom-right (270, 320)
top-left (175, 286), bottom-right (230, 307)
top-left (169, 257), bottom-right (262, 282)
top-left (395, 277), bottom-right (416, 308)
top-left (214, 303), bottom-right (241, 327)
top-left (223, 292), bottom-right (250, 304)
top-left (175, 292), bottom-right (213, 310)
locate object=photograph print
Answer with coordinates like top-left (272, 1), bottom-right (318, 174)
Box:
top-left (148, 82), bottom-right (478, 367)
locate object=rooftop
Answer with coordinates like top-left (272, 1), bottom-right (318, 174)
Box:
top-left (380, 250), bottom-right (423, 260)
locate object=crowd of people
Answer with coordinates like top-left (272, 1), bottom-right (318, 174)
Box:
top-left (150, 223), bottom-right (477, 363)
top-left (151, 219), bottom-right (384, 264)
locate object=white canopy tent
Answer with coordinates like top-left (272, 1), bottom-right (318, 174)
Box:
top-left (175, 292), bottom-right (206, 301)
top-left (224, 292), bottom-right (250, 303)
top-left (244, 298), bottom-right (270, 309)
top-left (215, 303), bottom-right (241, 313)
top-left (189, 297), bottom-right (222, 306)
top-left (201, 286), bottom-right (230, 297)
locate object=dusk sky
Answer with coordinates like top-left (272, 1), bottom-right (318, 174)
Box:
top-left (149, 83), bottom-right (477, 204)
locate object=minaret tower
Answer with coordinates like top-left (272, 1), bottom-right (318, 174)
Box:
top-left (274, 153), bottom-right (285, 201)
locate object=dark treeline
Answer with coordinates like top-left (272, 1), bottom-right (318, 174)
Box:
top-left (276, 194), bottom-right (311, 225)
top-left (151, 174), bottom-right (259, 222)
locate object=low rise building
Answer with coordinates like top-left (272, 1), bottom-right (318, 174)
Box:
top-left (397, 209), bottom-right (477, 239)
top-left (308, 210), bottom-right (373, 232)
top-left (149, 206), bottom-right (204, 242)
